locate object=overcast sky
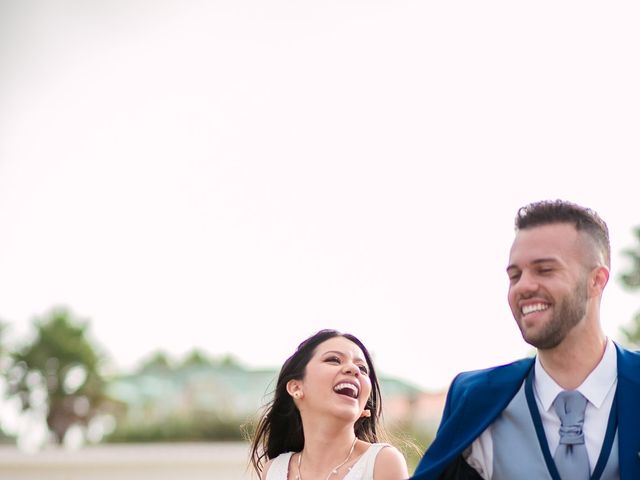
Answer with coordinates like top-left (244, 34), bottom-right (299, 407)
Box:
top-left (1, 1), bottom-right (639, 392)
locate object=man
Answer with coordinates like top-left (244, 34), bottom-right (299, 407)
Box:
top-left (412, 200), bottom-right (640, 479)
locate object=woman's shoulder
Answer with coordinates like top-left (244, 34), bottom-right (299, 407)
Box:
top-left (261, 452), bottom-right (295, 480)
top-left (371, 444), bottom-right (409, 479)
top-left (349, 443), bottom-right (408, 480)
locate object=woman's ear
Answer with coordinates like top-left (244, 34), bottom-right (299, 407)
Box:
top-left (286, 380), bottom-right (304, 400)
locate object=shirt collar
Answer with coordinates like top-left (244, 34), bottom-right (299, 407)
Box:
top-left (534, 337), bottom-right (617, 411)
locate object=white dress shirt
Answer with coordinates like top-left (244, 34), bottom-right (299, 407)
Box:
top-left (465, 338), bottom-right (618, 479)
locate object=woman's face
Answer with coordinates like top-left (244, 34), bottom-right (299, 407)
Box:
top-left (294, 336), bottom-right (372, 422)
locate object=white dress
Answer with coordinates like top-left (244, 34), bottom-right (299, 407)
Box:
top-left (265, 443), bottom-right (391, 480)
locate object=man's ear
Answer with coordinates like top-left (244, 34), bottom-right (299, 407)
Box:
top-left (589, 265), bottom-right (609, 297)
top-left (287, 380), bottom-right (303, 400)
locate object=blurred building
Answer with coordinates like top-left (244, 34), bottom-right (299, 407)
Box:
top-left (105, 360), bottom-right (445, 438)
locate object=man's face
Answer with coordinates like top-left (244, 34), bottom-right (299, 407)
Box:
top-left (506, 223), bottom-right (591, 350)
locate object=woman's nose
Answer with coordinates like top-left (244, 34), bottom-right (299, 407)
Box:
top-left (342, 362), bottom-right (359, 376)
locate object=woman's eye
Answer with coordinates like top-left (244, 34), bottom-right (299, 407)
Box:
top-left (325, 356), bottom-right (340, 364)
top-left (358, 365), bottom-right (369, 375)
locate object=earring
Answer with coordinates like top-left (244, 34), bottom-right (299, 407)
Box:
top-left (294, 392), bottom-right (302, 399)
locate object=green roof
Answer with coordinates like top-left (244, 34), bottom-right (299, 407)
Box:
top-left (107, 364), bottom-right (424, 420)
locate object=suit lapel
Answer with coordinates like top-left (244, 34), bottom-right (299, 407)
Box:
top-left (615, 345), bottom-right (640, 478)
top-left (454, 361), bottom-right (533, 440)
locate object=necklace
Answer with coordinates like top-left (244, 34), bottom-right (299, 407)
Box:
top-left (295, 436), bottom-right (357, 480)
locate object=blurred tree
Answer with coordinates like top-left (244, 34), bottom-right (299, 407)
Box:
top-left (0, 320), bottom-right (10, 406)
top-left (0, 320), bottom-right (12, 442)
top-left (180, 348), bottom-right (213, 368)
top-left (8, 308), bottom-right (107, 444)
top-left (138, 350), bottom-right (173, 372)
top-left (620, 227), bottom-right (640, 346)
top-left (218, 353), bottom-right (242, 368)
top-left (0, 320), bottom-right (7, 366)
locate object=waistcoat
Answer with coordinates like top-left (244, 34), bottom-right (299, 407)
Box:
top-left (492, 383), bottom-right (619, 480)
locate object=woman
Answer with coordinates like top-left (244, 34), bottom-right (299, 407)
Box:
top-left (249, 329), bottom-right (409, 480)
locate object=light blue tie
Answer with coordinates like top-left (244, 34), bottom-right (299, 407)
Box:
top-left (553, 390), bottom-right (590, 480)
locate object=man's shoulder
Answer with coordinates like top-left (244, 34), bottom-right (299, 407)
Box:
top-left (615, 342), bottom-right (640, 359)
top-left (452, 356), bottom-right (535, 391)
top-left (615, 342), bottom-right (640, 380)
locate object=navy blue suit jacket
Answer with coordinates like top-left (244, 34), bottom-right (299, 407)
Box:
top-left (411, 344), bottom-right (640, 479)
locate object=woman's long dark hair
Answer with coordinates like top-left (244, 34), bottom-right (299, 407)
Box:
top-left (248, 329), bottom-right (384, 476)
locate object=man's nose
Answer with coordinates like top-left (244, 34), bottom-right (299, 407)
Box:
top-left (514, 270), bottom-right (539, 295)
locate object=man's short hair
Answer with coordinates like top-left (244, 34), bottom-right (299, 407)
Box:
top-left (515, 199), bottom-right (611, 268)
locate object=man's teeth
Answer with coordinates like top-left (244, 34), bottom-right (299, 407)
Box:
top-left (522, 303), bottom-right (549, 315)
top-left (334, 383), bottom-right (359, 398)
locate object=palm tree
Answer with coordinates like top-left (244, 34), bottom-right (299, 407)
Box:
top-left (9, 308), bottom-right (107, 444)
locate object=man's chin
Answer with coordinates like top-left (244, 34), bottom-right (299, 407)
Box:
top-left (522, 331), bottom-right (563, 350)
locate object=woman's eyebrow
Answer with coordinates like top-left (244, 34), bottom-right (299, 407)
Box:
top-left (321, 350), bottom-right (344, 356)
top-left (321, 350), bottom-right (366, 363)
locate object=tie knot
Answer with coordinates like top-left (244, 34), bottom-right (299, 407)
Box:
top-left (554, 390), bottom-right (587, 446)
